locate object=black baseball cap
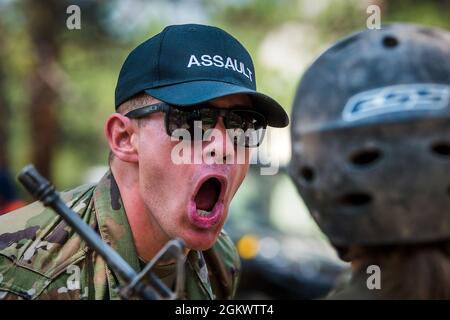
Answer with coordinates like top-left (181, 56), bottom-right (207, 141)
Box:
top-left (115, 24), bottom-right (289, 127)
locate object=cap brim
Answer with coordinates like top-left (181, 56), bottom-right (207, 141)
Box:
top-left (144, 80), bottom-right (289, 127)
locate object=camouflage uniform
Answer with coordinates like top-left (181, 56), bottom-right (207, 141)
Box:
top-left (0, 171), bottom-right (240, 300)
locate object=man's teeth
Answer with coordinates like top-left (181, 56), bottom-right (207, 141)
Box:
top-left (197, 209), bottom-right (212, 216)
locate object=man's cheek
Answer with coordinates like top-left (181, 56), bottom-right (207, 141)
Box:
top-left (239, 163), bottom-right (251, 182)
top-left (246, 148), bottom-right (253, 164)
top-left (227, 164), bottom-right (249, 199)
top-left (141, 143), bottom-right (172, 169)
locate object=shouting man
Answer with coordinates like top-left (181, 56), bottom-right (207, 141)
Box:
top-left (0, 24), bottom-right (288, 299)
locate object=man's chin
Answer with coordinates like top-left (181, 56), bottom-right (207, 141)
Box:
top-left (182, 228), bottom-right (221, 251)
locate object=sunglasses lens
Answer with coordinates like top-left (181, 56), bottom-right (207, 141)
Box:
top-left (167, 106), bottom-right (267, 147)
top-left (196, 109), bottom-right (217, 137)
top-left (167, 108), bottom-right (188, 134)
top-left (167, 107), bottom-right (217, 139)
top-left (226, 111), bottom-right (267, 147)
top-left (227, 111), bottom-right (265, 130)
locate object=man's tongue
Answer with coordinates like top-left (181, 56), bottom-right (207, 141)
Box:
top-left (194, 178), bottom-right (221, 214)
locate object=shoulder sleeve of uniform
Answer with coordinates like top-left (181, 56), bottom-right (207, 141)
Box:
top-left (204, 229), bottom-right (241, 299)
top-left (0, 183), bottom-right (95, 299)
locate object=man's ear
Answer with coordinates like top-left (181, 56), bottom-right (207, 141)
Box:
top-left (105, 113), bottom-right (139, 163)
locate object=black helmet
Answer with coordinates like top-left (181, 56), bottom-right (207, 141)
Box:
top-left (290, 23), bottom-right (450, 247)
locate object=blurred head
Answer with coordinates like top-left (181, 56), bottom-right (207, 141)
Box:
top-left (289, 23), bottom-right (450, 299)
top-left (289, 24), bottom-right (450, 253)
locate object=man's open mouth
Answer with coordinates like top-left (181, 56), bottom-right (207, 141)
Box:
top-left (188, 176), bottom-right (227, 229)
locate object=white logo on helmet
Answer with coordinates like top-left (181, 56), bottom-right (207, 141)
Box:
top-left (342, 84), bottom-right (450, 121)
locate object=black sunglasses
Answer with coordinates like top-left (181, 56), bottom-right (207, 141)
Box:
top-left (124, 102), bottom-right (267, 147)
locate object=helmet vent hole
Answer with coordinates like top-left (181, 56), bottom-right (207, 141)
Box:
top-left (383, 35), bottom-right (398, 48)
top-left (431, 142), bottom-right (450, 157)
top-left (349, 149), bottom-right (382, 166)
top-left (299, 166), bottom-right (315, 183)
top-left (338, 192), bottom-right (372, 207)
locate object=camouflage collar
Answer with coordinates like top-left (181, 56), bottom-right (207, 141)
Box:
top-left (92, 170), bottom-right (214, 300)
top-left (92, 170), bottom-right (140, 298)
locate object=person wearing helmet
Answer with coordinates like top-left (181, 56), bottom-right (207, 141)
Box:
top-left (290, 23), bottom-right (450, 299)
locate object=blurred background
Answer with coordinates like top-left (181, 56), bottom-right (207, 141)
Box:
top-left (0, 0), bottom-right (449, 298)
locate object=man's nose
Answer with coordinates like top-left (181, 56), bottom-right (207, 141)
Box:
top-left (202, 117), bottom-right (234, 163)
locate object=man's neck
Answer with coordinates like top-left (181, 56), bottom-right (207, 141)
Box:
top-left (110, 161), bottom-right (170, 261)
